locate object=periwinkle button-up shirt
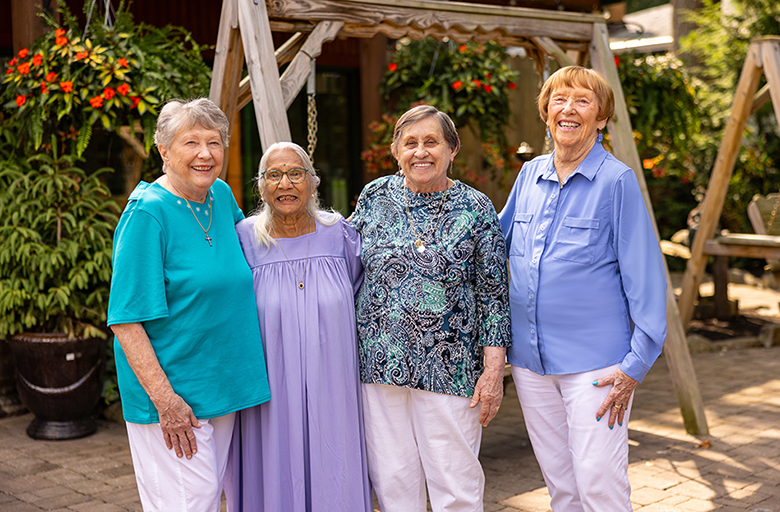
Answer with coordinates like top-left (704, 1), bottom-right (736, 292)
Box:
top-left (499, 143), bottom-right (667, 382)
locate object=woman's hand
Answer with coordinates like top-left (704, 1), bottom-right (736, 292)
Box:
top-left (593, 369), bottom-right (638, 428)
top-left (154, 391), bottom-right (202, 459)
top-left (470, 347), bottom-right (506, 427)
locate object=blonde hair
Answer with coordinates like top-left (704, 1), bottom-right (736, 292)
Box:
top-left (537, 66), bottom-right (614, 125)
top-left (251, 142), bottom-right (339, 249)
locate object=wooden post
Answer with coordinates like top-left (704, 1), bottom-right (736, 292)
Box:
top-left (677, 43), bottom-right (764, 330)
top-left (590, 22), bottom-right (709, 435)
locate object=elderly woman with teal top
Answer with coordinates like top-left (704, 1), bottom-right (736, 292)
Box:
top-left (351, 104), bottom-right (511, 512)
top-left (107, 98), bottom-right (270, 512)
top-left (499, 66), bottom-right (667, 511)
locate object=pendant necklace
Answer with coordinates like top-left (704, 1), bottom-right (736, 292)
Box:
top-left (273, 217), bottom-right (313, 290)
top-left (169, 180), bottom-right (214, 247)
top-left (404, 183), bottom-right (449, 253)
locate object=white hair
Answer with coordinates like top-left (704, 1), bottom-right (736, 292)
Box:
top-left (251, 142), bottom-right (339, 249)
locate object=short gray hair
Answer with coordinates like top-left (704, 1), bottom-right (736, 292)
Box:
top-left (252, 142), bottom-right (338, 249)
top-left (154, 98), bottom-right (230, 150)
top-left (391, 105), bottom-right (460, 152)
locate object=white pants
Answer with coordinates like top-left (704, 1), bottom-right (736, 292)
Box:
top-left (512, 365), bottom-right (634, 512)
top-left (362, 383), bottom-right (484, 512)
top-left (126, 413), bottom-right (236, 512)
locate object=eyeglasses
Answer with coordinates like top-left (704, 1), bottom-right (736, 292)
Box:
top-left (262, 168), bottom-right (309, 185)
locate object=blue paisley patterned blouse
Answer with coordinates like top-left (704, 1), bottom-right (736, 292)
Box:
top-left (351, 175), bottom-right (511, 398)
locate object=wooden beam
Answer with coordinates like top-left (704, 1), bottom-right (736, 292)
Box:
top-left (678, 43), bottom-right (764, 330)
top-left (238, 0), bottom-right (292, 149)
top-left (761, 38), bottom-right (780, 135)
top-left (237, 32), bottom-right (307, 111)
top-left (590, 22), bottom-right (709, 435)
top-left (532, 37), bottom-right (575, 67)
top-left (266, 0), bottom-right (597, 44)
top-left (279, 21), bottom-right (344, 109)
top-left (751, 84), bottom-right (771, 115)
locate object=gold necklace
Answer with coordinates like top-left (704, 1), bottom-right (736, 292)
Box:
top-left (272, 218), bottom-right (313, 290)
top-left (403, 183), bottom-right (449, 253)
top-left (169, 180), bottom-right (214, 247)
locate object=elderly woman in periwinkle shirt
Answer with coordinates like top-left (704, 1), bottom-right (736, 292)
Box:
top-left (499, 66), bottom-right (667, 511)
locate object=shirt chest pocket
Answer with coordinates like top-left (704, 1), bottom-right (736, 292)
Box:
top-left (551, 216), bottom-right (600, 264)
top-left (509, 212), bottom-right (533, 257)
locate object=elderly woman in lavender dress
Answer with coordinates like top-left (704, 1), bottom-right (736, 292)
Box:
top-left (224, 142), bottom-right (372, 512)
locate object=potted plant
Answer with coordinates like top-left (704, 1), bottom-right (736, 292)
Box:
top-left (0, 2), bottom-right (212, 439)
top-left (0, 142), bottom-right (120, 439)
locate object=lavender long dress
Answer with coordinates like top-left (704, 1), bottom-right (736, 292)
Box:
top-left (224, 213), bottom-right (372, 512)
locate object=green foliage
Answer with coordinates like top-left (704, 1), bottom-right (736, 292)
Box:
top-left (0, 1), bottom-right (211, 158)
top-left (363, 38), bottom-right (521, 188)
top-left (0, 135), bottom-right (120, 338)
top-left (680, 0), bottom-right (780, 232)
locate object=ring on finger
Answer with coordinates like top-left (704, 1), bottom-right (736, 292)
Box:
top-left (613, 404), bottom-right (622, 410)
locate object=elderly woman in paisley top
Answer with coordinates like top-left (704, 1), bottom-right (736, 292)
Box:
top-left (108, 98), bottom-right (270, 512)
top-left (499, 66), bottom-right (667, 511)
top-left (351, 104), bottom-right (511, 512)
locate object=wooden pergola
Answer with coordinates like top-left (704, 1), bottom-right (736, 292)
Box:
top-left (208, 0), bottom-right (709, 435)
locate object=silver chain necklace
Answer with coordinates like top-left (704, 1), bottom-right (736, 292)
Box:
top-left (403, 184), bottom-right (448, 253)
top-left (272, 218), bottom-right (313, 290)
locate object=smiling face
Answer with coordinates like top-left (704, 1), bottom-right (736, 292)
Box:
top-left (261, 148), bottom-right (313, 221)
top-left (159, 124), bottom-right (224, 202)
top-left (392, 116), bottom-right (458, 193)
top-left (547, 85), bottom-right (608, 154)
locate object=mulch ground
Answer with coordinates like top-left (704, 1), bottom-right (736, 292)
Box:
top-left (687, 314), bottom-right (771, 340)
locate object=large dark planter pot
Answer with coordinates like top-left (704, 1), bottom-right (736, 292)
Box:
top-left (6, 333), bottom-right (105, 440)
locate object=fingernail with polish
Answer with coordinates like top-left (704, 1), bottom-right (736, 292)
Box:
top-left (610, 425), bottom-right (614, 430)
top-left (596, 416), bottom-right (601, 421)
top-left (619, 421), bottom-right (623, 427)
top-left (592, 381), bottom-right (598, 386)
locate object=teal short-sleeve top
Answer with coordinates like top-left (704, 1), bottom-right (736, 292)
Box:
top-left (107, 179), bottom-right (270, 424)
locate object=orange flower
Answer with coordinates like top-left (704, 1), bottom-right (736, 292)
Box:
top-left (642, 159), bottom-right (654, 170)
top-left (60, 81), bottom-right (73, 93)
top-left (55, 28), bottom-right (66, 37)
top-left (9, 58), bottom-right (17, 66)
top-left (472, 79), bottom-right (481, 87)
top-left (130, 96), bottom-right (140, 108)
top-left (75, 51), bottom-right (87, 61)
top-left (452, 81), bottom-right (463, 91)
top-left (116, 83), bottom-right (130, 96)
top-left (459, 45), bottom-right (467, 52)
top-left (40, 81), bottom-right (48, 94)
top-left (5, 68), bottom-right (12, 75)
top-left (614, 55), bottom-right (620, 67)
top-left (103, 87), bottom-right (116, 100)
top-left (483, 84), bottom-right (493, 93)
top-left (16, 95), bottom-right (26, 107)
top-left (45, 71), bottom-right (57, 82)
top-left (388, 62), bottom-right (397, 72)
top-left (89, 95), bottom-right (104, 108)
top-left (508, 82), bottom-right (517, 90)
top-left (31, 54), bottom-right (43, 66)
top-left (18, 48), bottom-right (29, 59)
top-left (118, 58), bottom-right (128, 68)
top-left (56, 35), bottom-right (68, 46)
top-left (17, 62), bottom-right (30, 75)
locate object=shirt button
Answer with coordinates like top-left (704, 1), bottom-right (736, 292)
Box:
top-left (540, 225), bottom-right (545, 231)
top-left (530, 329), bottom-right (535, 334)
top-left (529, 294), bottom-right (534, 299)
top-left (532, 259), bottom-right (537, 264)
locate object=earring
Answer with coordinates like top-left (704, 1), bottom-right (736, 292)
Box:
top-left (597, 130), bottom-right (603, 143)
top-left (449, 161), bottom-right (453, 175)
top-left (546, 128), bottom-right (551, 138)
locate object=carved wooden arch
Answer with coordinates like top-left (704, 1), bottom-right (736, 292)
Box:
top-left (209, 0), bottom-right (709, 436)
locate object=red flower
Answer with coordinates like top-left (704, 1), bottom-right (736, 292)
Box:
top-left (89, 95), bottom-right (104, 108)
top-left (45, 71), bottom-right (57, 82)
top-left (5, 68), bottom-right (12, 75)
top-left (116, 83), bottom-right (130, 96)
top-left (508, 82), bottom-right (517, 90)
top-left (388, 62), bottom-right (397, 72)
top-left (75, 51), bottom-right (87, 61)
top-left (103, 87), bottom-right (116, 100)
top-left (9, 58), bottom-right (17, 66)
top-left (56, 33), bottom-right (68, 46)
top-left (459, 45), bottom-right (467, 52)
top-left (614, 55), bottom-right (620, 67)
top-left (486, 73), bottom-right (491, 79)
top-left (60, 81), bottom-right (73, 93)
top-left (31, 54), bottom-right (43, 66)
top-left (55, 28), bottom-right (66, 37)
top-left (483, 84), bottom-right (493, 93)
top-left (118, 58), bottom-right (128, 68)
top-left (472, 79), bottom-right (481, 87)
top-left (17, 62), bottom-right (30, 75)
top-left (452, 80), bottom-right (463, 91)
top-left (130, 96), bottom-right (140, 108)
top-left (16, 95), bottom-right (26, 107)
top-left (40, 81), bottom-right (48, 94)
top-left (18, 48), bottom-right (29, 59)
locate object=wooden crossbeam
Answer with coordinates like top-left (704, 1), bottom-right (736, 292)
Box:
top-left (590, 22), bottom-right (709, 435)
top-left (237, 32), bottom-right (307, 111)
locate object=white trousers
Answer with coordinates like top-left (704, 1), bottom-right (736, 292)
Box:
top-left (126, 413), bottom-right (236, 512)
top-left (512, 365), bottom-right (634, 512)
top-left (362, 383), bottom-right (484, 512)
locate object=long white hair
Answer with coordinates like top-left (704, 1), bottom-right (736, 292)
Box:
top-left (251, 142), bottom-right (339, 249)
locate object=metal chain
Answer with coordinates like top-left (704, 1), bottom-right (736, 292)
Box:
top-left (307, 94), bottom-right (318, 165)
